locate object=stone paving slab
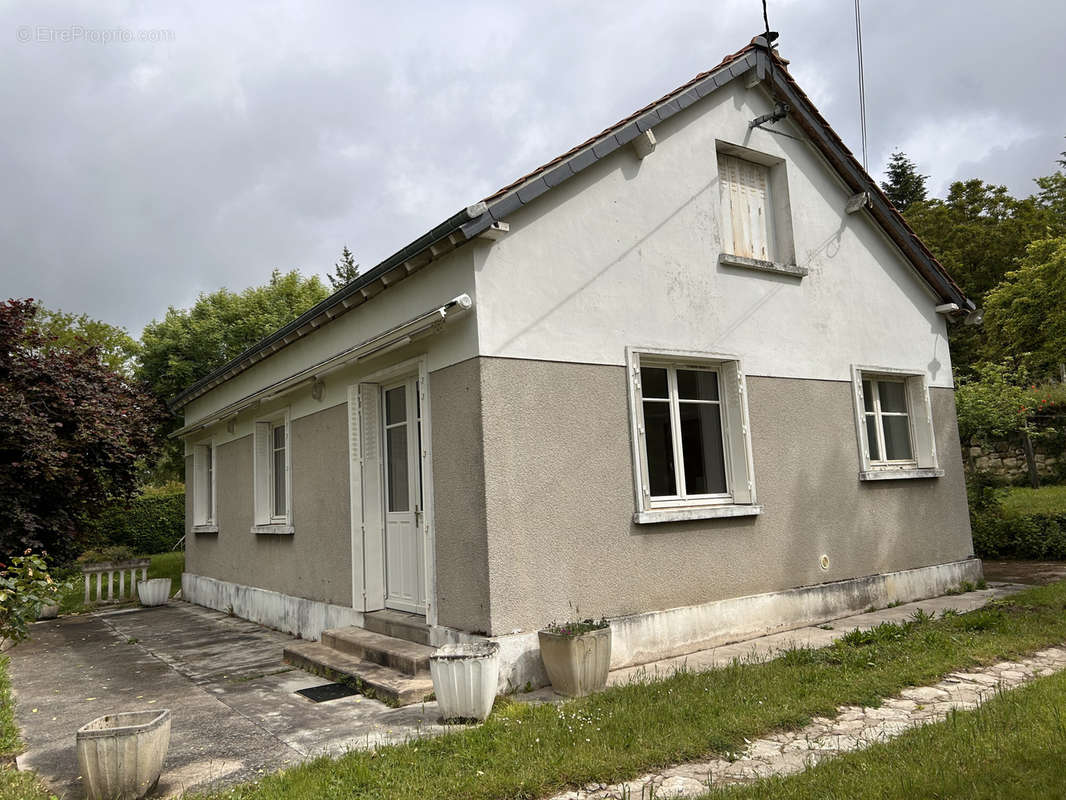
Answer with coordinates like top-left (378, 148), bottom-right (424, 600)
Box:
top-left (548, 645), bottom-right (1066, 799)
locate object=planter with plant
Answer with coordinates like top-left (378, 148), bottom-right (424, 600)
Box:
top-left (538, 617), bottom-right (612, 697)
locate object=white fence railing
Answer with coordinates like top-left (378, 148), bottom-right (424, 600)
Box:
top-left (81, 558), bottom-right (151, 605)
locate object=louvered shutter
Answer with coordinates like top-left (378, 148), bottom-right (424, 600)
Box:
top-left (359, 383), bottom-right (386, 610)
top-left (720, 361), bottom-right (755, 505)
top-left (253, 422), bottom-right (272, 524)
top-left (906, 376), bottom-right (939, 469)
top-left (719, 153), bottom-right (772, 261)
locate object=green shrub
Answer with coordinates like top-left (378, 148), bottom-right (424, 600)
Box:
top-left (84, 489), bottom-right (185, 556)
top-left (971, 508), bottom-right (1066, 560)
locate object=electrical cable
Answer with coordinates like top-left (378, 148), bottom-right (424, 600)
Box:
top-left (854, 0), bottom-right (869, 171)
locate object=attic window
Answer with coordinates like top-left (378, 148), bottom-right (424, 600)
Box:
top-left (717, 147), bottom-right (800, 276)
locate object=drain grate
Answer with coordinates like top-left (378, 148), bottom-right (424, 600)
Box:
top-left (296, 682), bottom-right (359, 703)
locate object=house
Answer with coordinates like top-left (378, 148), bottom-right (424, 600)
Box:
top-left (172, 34), bottom-right (980, 701)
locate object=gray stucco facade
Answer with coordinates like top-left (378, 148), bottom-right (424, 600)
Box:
top-left (477, 357), bottom-right (972, 635)
top-left (185, 403), bottom-right (352, 607)
top-left (187, 355), bottom-right (974, 640)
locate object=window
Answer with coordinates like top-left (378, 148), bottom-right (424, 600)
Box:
top-left (719, 153), bottom-right (774, 262)
top-left (628, 349), bottom-right (760, 523)
top-left (717, 147), bottom-right (799, 275)
top-left (271, 422), bottom-right (287, 519)
top-left (852, 367), bottom-right (942, 480)
top-left (192, 441), bottom-right (216, 530)
top-left (253, 410), bottom-right (293, 532)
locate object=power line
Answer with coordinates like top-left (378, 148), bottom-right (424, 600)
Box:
top-left (854, 0), bottom-right (869, 172)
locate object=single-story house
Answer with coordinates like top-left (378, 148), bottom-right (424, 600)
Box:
top-left (172, 34), bottom-right (980, 701)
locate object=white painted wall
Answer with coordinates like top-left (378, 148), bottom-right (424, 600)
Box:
top-left (472, 78), bottom-right (955, 388)
top-left (183, 246), bottom-right (478, 426)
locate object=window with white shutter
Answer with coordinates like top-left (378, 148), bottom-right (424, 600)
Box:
top-left (252, 409), bottom-right (293, 532)
top-left (851, 367), bottom-right (942, 481)
top-left (719, 153), bottom-right (774, 261)
top-left (716, 146), bottom-right (798, 274)
top-left (627, 348), bottom-right (760, 524)
top-left (192, 441), bottom-right (216, 530)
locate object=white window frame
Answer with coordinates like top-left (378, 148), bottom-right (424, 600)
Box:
top-left (851, 366), bottom-right (943, 481)
top-left (191, 437), bottom-right (217, 533)
top-left (252, 408), bottom-right (293, 534)
top-left (716, 143), bottom-right (798, 274)
top-left (627, 347), bottom-right (761, 524)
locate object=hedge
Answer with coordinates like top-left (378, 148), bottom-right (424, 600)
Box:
top-left (971, 510), bottom-right (1066, 560)
top-left (85, 490), bottom-right (185, 556)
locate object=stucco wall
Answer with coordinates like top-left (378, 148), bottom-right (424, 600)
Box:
top-left (429, 357), bottom-right (491, 633)
top-left (473, 77), bottom-right (955, 389)
top-left (479, 357), bottom-right (974, 636)
top-left (185, 403), bottom-right (352, 606)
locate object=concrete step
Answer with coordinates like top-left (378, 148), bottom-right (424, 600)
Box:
top-left (363, 609), bottom-right (432, 646)
top-left (283, 641), bottom-right (434, 707)
top-left (321, 626), bottom-right (435, 676)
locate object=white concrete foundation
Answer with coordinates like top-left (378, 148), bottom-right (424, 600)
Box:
top-left (182, 573), bottom-right (364, 641)
top-left (186, 558), bottom-right (982, 695)
top-left (489, 557), bottom-right (984, 693)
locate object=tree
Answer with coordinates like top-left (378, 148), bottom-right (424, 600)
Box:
top-left (0, 299), bottom-right (163, 562)
top-left (983, 236), bottom-right (1066, 381)
top-left (905, 180), bottom-right (1059, 376)
top-left (32, 307), bottom-right (138, 376)
top-left (881, 151), bottom-right (928, 212)
top-left (138, 269), bottom-right (330, 403)
top-left (137, 270), bottom-right (330, 481)
top-left (328, 246), bottom-right (360, 290)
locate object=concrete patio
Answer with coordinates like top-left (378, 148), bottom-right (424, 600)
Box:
top-left (10, 583), bottom-right (1025, 798)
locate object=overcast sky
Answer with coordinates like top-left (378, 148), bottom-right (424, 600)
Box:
top-left (3, 1), bottom-right (1064, 337)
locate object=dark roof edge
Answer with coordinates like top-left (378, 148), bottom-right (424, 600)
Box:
top-left (169, 47), bottom-right (760, 411)
top-left (169, 202), bottom-right (491, 410)
top-left (172, 35), bottom-right (971, 411)
top-left (756, 46), bottom-right (973, 311)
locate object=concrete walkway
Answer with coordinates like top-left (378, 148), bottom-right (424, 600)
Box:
top-left (10, 584), bottom-right (1025, 798)
top-left (11, 604), bottom-right (447, 798)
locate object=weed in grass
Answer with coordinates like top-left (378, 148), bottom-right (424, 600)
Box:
top-left (126, 637), bottom-right (138, 645)
top-left (886, 600), bottom-right (903, 608)
top-left (976, 578), bottom-right (988, 590)
top-left (910, 608), bottom-right (934, 625)
top-left (816, 624), bottom-right (833, 631)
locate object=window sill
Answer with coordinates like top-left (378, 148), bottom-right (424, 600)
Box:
top-left (859, 468), bottom-right (944, 481)
top-left (634, 504), bottom-right (763, 524)
top-left (250, 524), bottom-right (295, 535)
top-left (192, 524), bottom-right (219, 534)
top-left (719, 252), bottom-right (808, 278)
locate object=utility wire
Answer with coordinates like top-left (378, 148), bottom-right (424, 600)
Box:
top-left (854, 0), bottom-right (869, 171)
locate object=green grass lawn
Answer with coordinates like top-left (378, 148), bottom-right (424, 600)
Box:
top-left (57, 551), bottom-right (184, 614)
top-left (194, 581), bottom-right (1066, 800)
top-left (706, 667), bottom-right (1066, 799)
top-left (1001, 483), bottom-right (1066, 518)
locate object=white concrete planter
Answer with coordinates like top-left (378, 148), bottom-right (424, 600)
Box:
top-left (137, 578), bottom-right (171, 607)
top-left (76, 709), bottom-right (171, 800)
top-left (539, 626), bottom-right (612, 697)
top-left (429, 641), bottom-right (500, 721)
top-left (38, 604), bottom-right (59, 620)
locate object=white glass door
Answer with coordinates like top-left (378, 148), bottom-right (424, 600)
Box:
top-left (382, 378), bottom-right (425, 613)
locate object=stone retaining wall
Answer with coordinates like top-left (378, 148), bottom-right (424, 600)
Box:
top-left (964, 438), bottom-right (1061, 484)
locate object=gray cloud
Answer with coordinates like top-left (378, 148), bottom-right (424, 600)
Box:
top-left (2, 0), bottom-right (1063, 336)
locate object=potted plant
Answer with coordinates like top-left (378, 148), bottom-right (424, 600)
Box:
top-left (429, 641), bottom-right (500, 722)
top-left (538, 617), bottom-right (612, 697)
top-left (137, 578), bottom-right (171, 607)
top-left (77, 708), bottom-right (171, 800)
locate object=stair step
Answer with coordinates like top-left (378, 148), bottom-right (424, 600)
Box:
top-left (321, 626), bottom-right (435, 676)
top-left (364, 609), bottom-right (432, 646)
top-left (283, 641), bottom-right (434, 707)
